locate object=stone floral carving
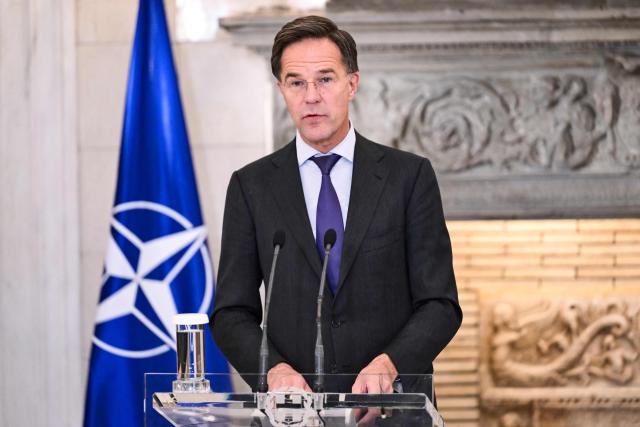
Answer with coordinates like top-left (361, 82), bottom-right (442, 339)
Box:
top-left (392, 74), bottom-right (627, 173)
top-left (395, 79), bottom-right (514, 172)
top-left (489, 299), bottom-right (639, 387)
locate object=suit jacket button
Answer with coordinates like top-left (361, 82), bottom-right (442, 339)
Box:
top-left (331, 320), bottom-right (341, 328)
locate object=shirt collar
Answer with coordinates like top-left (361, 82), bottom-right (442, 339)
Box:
top-left (296, 123), bottom-right (356, 167)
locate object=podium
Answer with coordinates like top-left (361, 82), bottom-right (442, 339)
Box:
top-left (145, 373), bottom-right (445, 426)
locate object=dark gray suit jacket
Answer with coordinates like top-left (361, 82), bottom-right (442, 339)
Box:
top-left (210, 132), bottom-right (462, 390)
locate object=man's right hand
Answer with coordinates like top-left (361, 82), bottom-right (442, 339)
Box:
top-left (267, 362), bottom-right (312, 392)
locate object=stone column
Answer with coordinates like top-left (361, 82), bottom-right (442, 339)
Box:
top-left (0, 0), bottom-right (81, 425)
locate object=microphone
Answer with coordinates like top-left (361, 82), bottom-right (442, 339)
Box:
top-left (313, 229), bottom-right (337, 393)
top-left (257, 230), bottom-right (286, 393)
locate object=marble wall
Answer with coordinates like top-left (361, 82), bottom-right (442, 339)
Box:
top-left (0, 0), bottom-right (81, 425)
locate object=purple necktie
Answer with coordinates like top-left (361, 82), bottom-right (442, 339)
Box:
top-left (311, 154), bottom-right (344, 294)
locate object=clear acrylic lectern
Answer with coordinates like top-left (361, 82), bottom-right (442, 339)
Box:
top-left (145, 373), bottom-right (445, 426)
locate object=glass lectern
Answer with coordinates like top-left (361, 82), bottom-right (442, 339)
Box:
top-left (145, 373), bottom-right (445, 426)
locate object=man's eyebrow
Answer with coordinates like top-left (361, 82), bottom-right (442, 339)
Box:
top-left (283, 69), bottom-right (337, 80)
top-left (283, 72), bottom-right (302, 80)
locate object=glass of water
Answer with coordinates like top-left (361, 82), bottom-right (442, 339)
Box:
top-left (172, 313), bottom-right (211, 393)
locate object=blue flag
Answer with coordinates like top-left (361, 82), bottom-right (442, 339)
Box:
top-left (83, 1), bottom-right (231, 425)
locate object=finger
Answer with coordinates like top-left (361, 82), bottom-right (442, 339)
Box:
top-left (353, 408), bottom-right (363, 422)
top-left (358, 408), bottom-right (381, 426)
top-left (352, 376), bottom-right (366, 394)
top-left (379, 377), bottom-right (393, 394)
top-left (300, 376), bottom-right (313, 392)
top-left (364, 376), bottom-right (382, 394)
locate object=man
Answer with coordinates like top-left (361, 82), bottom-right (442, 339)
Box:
top-left (211, 15), bottom-right (462, 396)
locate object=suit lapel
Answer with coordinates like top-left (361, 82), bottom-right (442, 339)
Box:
top-left (336, 134), bottom-right (388, 296)
top-left (270, 142), bottom-right (322, 278)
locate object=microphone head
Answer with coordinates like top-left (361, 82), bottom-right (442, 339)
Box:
top-left (324, 229), bottom-right (337, 248)
top-left (273, 230), bottom-right (286, 248)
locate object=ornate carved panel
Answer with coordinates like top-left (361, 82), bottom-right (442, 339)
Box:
top-left (489, 299), bottom-right (639, 387)
top-left (480, 296), bottom-right (640, 426)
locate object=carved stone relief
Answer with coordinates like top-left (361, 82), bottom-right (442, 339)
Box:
top-left (481, 296), bottom-right (640, 426)
top-left (395, 75), bottom-right (617, 173)
top-left (274, 55), bottom-right (640, 175)
top-left (489, 299), bottom-right (639, 387)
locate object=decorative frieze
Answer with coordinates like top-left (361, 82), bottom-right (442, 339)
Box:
top-left (276, 53), bottom-right (640, 173)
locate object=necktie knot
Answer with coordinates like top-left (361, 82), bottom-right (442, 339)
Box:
top-left (311, 154), bottom-right (341, 176)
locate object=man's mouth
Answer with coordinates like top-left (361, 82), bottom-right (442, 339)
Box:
top-left (303, 114), bottom-right (324, 119)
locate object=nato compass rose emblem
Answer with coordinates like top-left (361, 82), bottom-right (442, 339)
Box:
top-left (93, 201), bottom-right (213, 359)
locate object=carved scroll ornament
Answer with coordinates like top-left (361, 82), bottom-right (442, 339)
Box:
top-left (489, 299), bottom-right (639, 388)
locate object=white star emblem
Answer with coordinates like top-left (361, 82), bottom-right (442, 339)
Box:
top-left (92, 201), bottom-right (213, 359)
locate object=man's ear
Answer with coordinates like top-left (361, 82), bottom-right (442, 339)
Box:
top-left (347, 72), bottom-right (360, 100)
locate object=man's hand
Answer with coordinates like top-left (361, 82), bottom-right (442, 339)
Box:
top-left (267, 362), bottom-right (312, 392)
top-left (352, 354), bottom-right (398, 426)
top-left (352, 353), bottom-right (398, 394)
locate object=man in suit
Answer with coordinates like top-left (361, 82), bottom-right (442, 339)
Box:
top-left (210, 15), bottom-right (462, 397)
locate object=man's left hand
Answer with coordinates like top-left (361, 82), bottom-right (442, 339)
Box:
top-left (351, 354), bottom-right (398, 425)
top-left (352, 353), bottom-right (398, 394)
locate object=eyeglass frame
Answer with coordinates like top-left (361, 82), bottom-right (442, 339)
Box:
top-left (280, 72), bottom-right (354, 95)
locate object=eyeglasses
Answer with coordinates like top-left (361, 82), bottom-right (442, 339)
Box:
top-left (282, 75), bottom-right (348, 95)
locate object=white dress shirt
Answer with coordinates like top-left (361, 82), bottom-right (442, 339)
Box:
top-left (296, 124), bottom-right (355, 240)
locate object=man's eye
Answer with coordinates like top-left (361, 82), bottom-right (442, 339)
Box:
top-left (318, 76), bottom-right (334, 85)
top-left (289, 80), bottom-right (305, 88)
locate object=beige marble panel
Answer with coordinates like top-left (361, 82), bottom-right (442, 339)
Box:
top-left (77, 44), bottom-right (130, 148)
top-left (77, 0), bottom-right (177, 44)
top-left (176, 42), bottom-right (272, 147)
top-left (79, 148), bottom-right (119, 256)
top-left (77, 0), bottom-right (134, 44)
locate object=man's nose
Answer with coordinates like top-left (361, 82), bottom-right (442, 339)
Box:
top-left (304, 81), bottom-right (321, 102)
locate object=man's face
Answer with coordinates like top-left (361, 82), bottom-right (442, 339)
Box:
top-left (277, 37), bottom-right (360, 152)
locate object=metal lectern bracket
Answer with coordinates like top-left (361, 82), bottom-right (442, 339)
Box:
top-left (257, 391), bottom-right (323, 427)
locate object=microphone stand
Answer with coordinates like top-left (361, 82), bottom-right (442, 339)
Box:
top-left (257, 231), bottom-right (285, 393)
top-left (313, 229), bottom-right (336, 393)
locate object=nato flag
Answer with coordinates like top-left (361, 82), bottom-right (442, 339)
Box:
top-left (83, 1), bottom-right (231, 426)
